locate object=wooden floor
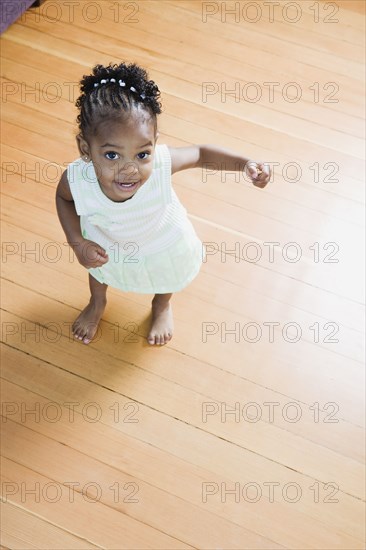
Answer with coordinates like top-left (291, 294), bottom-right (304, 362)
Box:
top-left (1, 0), bottom-right (365, 548)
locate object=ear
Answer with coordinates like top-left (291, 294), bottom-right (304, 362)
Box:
top-left (76, 134), bottom-right (91, 160)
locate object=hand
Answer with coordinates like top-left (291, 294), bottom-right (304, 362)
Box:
top-left (72, 239), bottom-right (109, 268)
top-left (246, 161), bottom-right (271, 188)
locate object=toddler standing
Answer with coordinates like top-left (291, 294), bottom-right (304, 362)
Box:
top-left (56, 63), bottom-right (270, 346)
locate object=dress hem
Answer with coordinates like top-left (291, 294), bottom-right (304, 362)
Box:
top-left (88, 260), bottom-right (202, 294)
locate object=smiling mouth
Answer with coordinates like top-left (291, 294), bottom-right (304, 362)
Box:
top-left (115, 181), bottom-right (139, 189)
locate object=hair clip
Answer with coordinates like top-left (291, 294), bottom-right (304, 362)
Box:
top-left (119, 80), bottom-right (126, 87)
top-left (94, 82), bottom-right (99, 87)
top-left (130, 86), bottom-right (136, 93)
top-left (100, 79), bottom-right (108, 84)
top-left (110, 78), bottom-right (116, 83)
top-left (140, 93), bottom-right (146, 99)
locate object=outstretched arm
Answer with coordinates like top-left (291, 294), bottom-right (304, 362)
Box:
top-left (168, 144), bottom-right (271, 188)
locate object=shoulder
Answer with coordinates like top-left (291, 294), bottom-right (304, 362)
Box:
top-left (152, 144), bottom-right (172, 177)
top-left (56, 169), bottom-right (73, 201)
top-left (56, 158), bottom-right (87, 201)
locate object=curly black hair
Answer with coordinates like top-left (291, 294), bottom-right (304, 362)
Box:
top-left (75, 62), bottom-right (162, 137)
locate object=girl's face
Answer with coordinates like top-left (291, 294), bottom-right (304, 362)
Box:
top-left (78, 110), bottom-right (158, 203)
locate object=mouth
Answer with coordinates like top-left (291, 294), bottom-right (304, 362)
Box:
top-left (114, 180), bottom-right (140, 190)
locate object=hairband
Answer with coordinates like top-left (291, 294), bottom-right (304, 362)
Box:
top-left (93, 78), bottom-right (146, 99)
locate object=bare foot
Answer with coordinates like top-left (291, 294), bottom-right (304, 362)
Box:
top-left (72, 298), bottom-right (106, 344)
top-left (147, 301), bottom-right (173, 345)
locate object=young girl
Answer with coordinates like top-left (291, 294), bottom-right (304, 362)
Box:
top-left (56, 62), bottom-right (270, 346)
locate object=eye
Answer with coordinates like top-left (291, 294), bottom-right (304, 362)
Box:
top-left (137, 151), bottom-right (150, 160)
top-left (105, 151), bottom-right (119, 160)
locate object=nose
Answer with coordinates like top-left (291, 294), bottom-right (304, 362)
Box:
top-left (118, 161), bottom-right (139, 180)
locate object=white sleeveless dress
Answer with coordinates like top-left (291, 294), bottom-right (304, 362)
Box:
top-left (67, 144), bottom-right (205, 293)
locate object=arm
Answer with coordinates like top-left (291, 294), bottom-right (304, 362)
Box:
top-left (55, 170), bottom-right (108, 267)
top-left (55, 170), bottom-right (83, 244)
top-left (168, 144), bottom-right (271, 188)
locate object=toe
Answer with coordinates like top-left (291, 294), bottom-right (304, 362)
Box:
top-left (83, 331), bottom-right (92, 344)
top-left (83, 326), bottom-right (95, 344)
top-left (74, 325), bottom-right (86, 341)
top-left (73, 327), bottom-right (81, 339)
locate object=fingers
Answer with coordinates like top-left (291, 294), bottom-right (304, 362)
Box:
top-left (87, 249), bottom-right (109, 268)
top-left (95, 252), bottom-right (109, 265)
top-left (248, 161), bottom-right (271, 188)
top-left (85, 258), bottom-right (108, 268)
top-left (95, 244), bottom-right (109, 263)
top-left (77, 241), bottom-right (109, 268)
top-left (246, 162), bottom-right (259, 179)
top-left (259, 162), bottom-right (271, 179)
top-left (255, 163), bottom-right (271, 187)
top-left (96, 246), bottom-right (108, 258)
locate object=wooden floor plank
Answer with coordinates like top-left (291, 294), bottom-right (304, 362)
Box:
top-left (0, 501), bottom-right (101, 549)
top-left (1, 457), bottom-right (194, 550)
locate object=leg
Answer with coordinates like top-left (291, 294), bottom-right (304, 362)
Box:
top-left (147, 293), bottom-right (174, 346)
top-left (72, 274), bottom-right (108, 344)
